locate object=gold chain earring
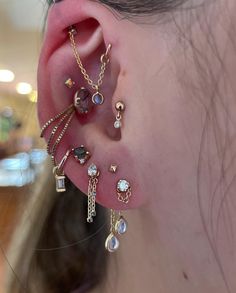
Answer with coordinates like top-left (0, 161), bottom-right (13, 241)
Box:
top-left (87, 164), bottom-right (100, 223)
top-left (68, 26), bottom-right (112, 106)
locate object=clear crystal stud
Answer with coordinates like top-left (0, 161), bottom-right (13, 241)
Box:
top-left (117, 179), bottom-right (130, 192)
top-left (88, 164), bottom-right (99, 177)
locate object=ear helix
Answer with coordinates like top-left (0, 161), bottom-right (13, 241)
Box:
top-left (40, 23), bottom-right (132, 252)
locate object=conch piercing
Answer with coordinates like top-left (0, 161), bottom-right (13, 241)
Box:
top-left (65, 78), bottom-right (75, 88)
top-left (68, 26), bottom-right (112, 106)
top-left (87, 164), bottom-right (100, 223)
top-left (114, 101), bottom-right (125, 129)
top-left (105, 210), bottom-right (128, 252)
top-left (117, 179), bottom-right (132, 204)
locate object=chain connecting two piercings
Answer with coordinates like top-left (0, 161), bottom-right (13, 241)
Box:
top-left (69, 26), bottom-right (112, 105)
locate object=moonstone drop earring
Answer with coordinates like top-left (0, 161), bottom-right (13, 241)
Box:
top-left (105, 210), bottom-right (128, 252)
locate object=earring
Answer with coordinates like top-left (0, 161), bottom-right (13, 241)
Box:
top-left (114, 101), bottom-right (125, 129)
top-left (40, 105), bottom-right (75, 165)
top-left (87, 164), bottom-right (100, 223)
top-left (74, 87), bottom-right (92, 114)
top-left (72, 145), bottom-right (91, 165)
top-left (109, 164), bottom-right (118, 173)
top-left (53, 149), bottom-right (71, 192)
top-left (68, 26), bottom-right (112, 106)
top-left (105, 210), bottom-right (128, 252)
top-left (117, 179), bottom-right (132, 204)
top-left (65, 78), bottom-right (75, 88)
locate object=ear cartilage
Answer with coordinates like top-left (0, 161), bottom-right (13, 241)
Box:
top-left (65, 78), bottom-right (75, 88)
top-left (87, 164), bottom-right (100, 223)
top-left (68, 27), bottom-right (112, 107)
top-left (114, 101), bottom-right (125, 129)
top-left (117, 179), bottom-right (132, 204)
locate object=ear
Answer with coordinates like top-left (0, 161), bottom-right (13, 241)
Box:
top-left (37, 0), bottom-right (145, 210)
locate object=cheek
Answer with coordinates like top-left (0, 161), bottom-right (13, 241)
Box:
top-left (124, 68), bottom-right (204, 198)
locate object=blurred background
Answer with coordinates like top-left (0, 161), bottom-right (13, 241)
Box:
top-left (0, 0), bottom-right (48, 289)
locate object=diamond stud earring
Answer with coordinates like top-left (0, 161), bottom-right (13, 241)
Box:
top-left (117, 179), bottom-right (132, 204)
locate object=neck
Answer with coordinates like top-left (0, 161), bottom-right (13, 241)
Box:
top-left (103, 188), bottom-right (235, 293)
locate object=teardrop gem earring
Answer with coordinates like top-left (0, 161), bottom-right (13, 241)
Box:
top-left (68, 26), bottom-right (112, 106)
top-left (105, 210), bottom-right (128, 252)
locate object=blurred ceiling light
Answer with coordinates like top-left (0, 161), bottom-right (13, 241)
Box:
top-left (28, 90), bottom-right (38, 103)
top-left (0, 69), bottom-right (15, 82)
top-left (16, 82), bottom-right (32, 95)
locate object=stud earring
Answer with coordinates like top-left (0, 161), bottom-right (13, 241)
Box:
top-left (74, 87), bottom-right (92, 114)
top-left (65, 78), bottom-right (75, 88)
top-left (68, 26), bottom-right (112, 106)
top-left (105, 210), bottom-right (128, 252)
top-left (72, 145), bottom-right (91, 165)
top-left (114, 101), bottom-right (125, 129)
top-left (109, 164), bottom-right (118, 173)
top-left (117, 179), bottom-right (132, 204)
top-left (87, 164), bottom-right (100, 223)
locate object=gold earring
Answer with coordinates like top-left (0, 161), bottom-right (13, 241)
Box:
top-left (40, 105), bottom-right (75, 165)
top-left (109, 164), bottom-right (118, 173)
top-left (68, 26), bottom-right (112, 106)
top-left (65, 78), bottom-right (75, 88)
top-left (105, 210), bottom-right (128, 252)
top-left (114, 101), bottom-right (125, 129)
top-left (117, 179), bottom-right (132, 204)
top-left (53, 149), bottom-right (71, 192)
top-left (87, 164), bottom-right (100, 223)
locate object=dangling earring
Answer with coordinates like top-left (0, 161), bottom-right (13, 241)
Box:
top-left (53, 149), bottom-right (71, 192)
top-left (105, 210), bottom-right (128, 252)
top-left (87, 164), bottom-right (100, 223)
top-left (68, 26), bottom-right (112, 106)
top-left (114, 101), bottom-right (125, 129)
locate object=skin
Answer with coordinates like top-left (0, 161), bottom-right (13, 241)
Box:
top-left (38, 0), bottom-right (236, 292)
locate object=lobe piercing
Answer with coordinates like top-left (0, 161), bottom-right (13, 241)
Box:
top-left (109, 164), bottom-right (118, 173)
top-left (87, 164), bottom-right (100, 223)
